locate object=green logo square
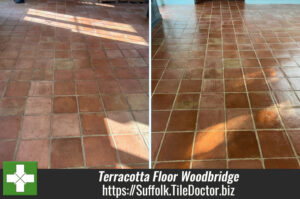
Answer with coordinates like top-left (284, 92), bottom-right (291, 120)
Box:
top-left (3, 161), bottom-right (37, 196)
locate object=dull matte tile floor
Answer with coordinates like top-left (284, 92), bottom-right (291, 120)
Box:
top-left (152, 0), bottom-right (300, 169)
top-left (0, 0), bottom-right (149, 169)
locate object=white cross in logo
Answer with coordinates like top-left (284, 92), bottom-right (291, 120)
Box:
top-left (6, 164), bottom-right (35, 192)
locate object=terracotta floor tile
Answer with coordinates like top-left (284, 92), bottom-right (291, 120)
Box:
top-left (132, 111), bottom-right (148, 133)
top-left (151, 133), bottom-right (163, 160)
top-left (228, 160), bottom-right (263, 169)
top-left (5, 81), bottom-right (30, 97)
top-left (273, 91), bottom-right (300, 107)
top-left (76, 80), bottom-right (99, 95)
top-left (200, 93), bottom-right (224, 108)
top-left (246, 78), bottom-right (269, 91)
top-left (197, 109), bottom-right (225, 131)
top-left (119, 79), bottom-right (144, 94)
top-left (204, 68), bottom-right (223, 79)
top-left (84, 136), bottom-right (119, 167)
top-left (253, 108), bottom-right (283, 129)
top-left (168, 110), bottom-right (197, 131)
top-left (242, 59), bottom-right (260, 67)
top-left (258, 130), bottom-right (294, 158)
top-left (52, 114), bottom-right (80, 137)
top-left (0, 98), bottom-right (26, 116)
top-left (244, 68), bottom-right (264, 78)
top-left (191, 161), bottom-right (227, 169)
top-left (225, 79), bottom-right (246, 92)
top-left (155, 80), bottom-right (180, 93)
top-left (29, 81), bottom-right (52, 96)
top-left (115, 67), bottom-right (137, 79)
top-left (264, 159), bottom-right (299, 169)
top-left (174, 94), bottom-right (199, 109)
top-left (152, 111), bottom-right (170, 132)
top-left (32, 70), bottom-right (53, 81)
top-left (152, 94), bottom-right (175, 110)
top-left (98, 79), bottom-right (122, 94)
top-left (158, 133), bottom-right (194, 161)
top-left (226, 109), bottom-right (254, 130)
top-left (51, 138), bottom-right (84, 168)
top-left (226, 93), bottom-right (249, 108)
top-left (114, 134), bottom-right (148, 164)
top-left (54, 70), bottom-right (74, 80)
top-left (11, 70), bottom-right (32, 81)
top-left (228, 131), bottom-right (260, 158)
top-left (193, 131), bottom-right (226, 160)
top-left (126, 94), bottom-right (148, 110)
top-left (25, 97), bottom-right (51, 115)
top-left (106, 111), bottom-right (138, 134)
top-left (22, 115), bottom-right (50, 139)
top-left (287, 130), bottom-right (300, 156)
top-left (0, 116), bottom-right (21, 139)
top-left (249, 92), bottom-right (274, 108)
top-left (74, 69), bottom-right (95, 80)
top-left (268, 78), bottom-right (292, 91)
top-left (54, 81), bottom-right (75, 95)
top-left (16, 139), bottom-right (49, 168)
top-left (179, 80), bottom-right (202, 93)
top-left (53, 96), bottom-right (77, 113)
top-left (263, 67), bottom-right (285, 78)
top-left (202, 79), bottom-right (224, 92)
top-left (279, 108), bottom-right (300, 129)
top-left (156, 162), bottom-right (191, 169)
top-left (224, 68), bottom-right (243, 79)
top-left (0, 141), bottom-right (16, 167)
top-left (78, 95), bottom-right (103, 112)
top-left (81, 113), bottom-right (108, 135)
top-left (102, 95), bottom-right (129, 111)
top-left (289, 78), bottom-right (300, 90)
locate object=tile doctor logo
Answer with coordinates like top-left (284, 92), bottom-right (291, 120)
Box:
top-left (3, 161), bottom-right (37, 196)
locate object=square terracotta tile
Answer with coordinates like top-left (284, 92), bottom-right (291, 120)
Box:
top-left (155, 80), bottom-right (180, 93)
top-left (156, 162), bottom-right (191, 169)
top-left (152, 94), bottom-right (175, 110)
top-left (84, 136), bottom-right (119, 167)
top-left (287, 130), bottom-right (300, 156)
top-left (119, 79), bottom-right (144, 94)
top-left (98, 79), bottom-right (121, 94)
top-left (168, 110), bottom-right (197, 131)
top-left (76, 80), bottom-right (98, 95)
top-left (29, 81), bottom-right (52, 96)
top-left (228, 131), bottom-right (260, 158)
top-left (0, 141), bottom-right (16, 167)
top-left (264, 159), bottom-right (299, 169)
top-left (53, 96), bottom-right (77, 113)
top-left (200, 93), bottom-right (224, 108)
top-left (258, 130), bottom-right (294, 157)
top-left (191, 161), bottom-right (227, 169)
top-left (152, 111), bottom-right (170, 132)
top-left (132, 111), bottom-right (149, 133)
top-left (224, 68), bottom-right (243, 79)
top-left (249, 92), bottom-right (274, 108)
top-left (268, 78), bottom-right (292, 91)
top-left (5, 81), bottom-right (30, 97)
top-left (202, 79), bottom-right (224, 92)
top-left (22, 115), bottom-right (50, 139)
top-left (74, 69), bottom-right (95, 80)
top-left (226, 93), bottom-right (249, 108)
top-left (16, 139), bottom-right (49, 168)
top-left (32, 70), bottom-right (53, 81)
top-left (279, 108), bottom-right (300, 129)
top-left (54, 81), bottom-right (75, 95)
top-left (225, 79), bottom-right (246, 92)
top-left (226, 109), bottom-right (254, 130)
top-left (253, 108), bottom-right (283, 129)
top-left (197, 109), bottom-right (225, 131)
top-left (51, 138), bottom-right (84, 168)
top-left (246, 78), bottom-right (269, 91)
top-left (52, 114), bottom-right (80, 137)
top-left (102, 95), bottom-right (129, 111)
top-left (158, 133), bottom-right (194, 161)
top-left (244, 68), bottom-right (264, 78)
top-left (228, 160), bottom-right (263, 169)
top-left (0, 116), bottom-right (21, 139)
top-left (179, 80), bottom-right (202, 93)
top-left (106, 111), bottom-right (139, 134)
top-left (0, 98), bottom-right (26, 116)
top-left (114, 134), bottom-right (148, 164)
top-left (81, 113), bottom-right (108, 135)
top-left (126, 94), bottom-right (148, 110)
top-left (193, 131), bottom-right (226, 160)
top-left (78, 95), bottom-right (103, 112)
top-left (174, 94), bottom-right (199, 109)
top-left (25, 97), bottom-right (51, 115)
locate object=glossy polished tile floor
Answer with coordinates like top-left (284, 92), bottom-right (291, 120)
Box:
top-left (152, 0), bottom-right (300, 169)
top-left (0, 0), bottom-right (149, 168)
